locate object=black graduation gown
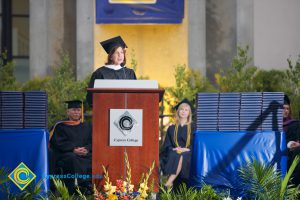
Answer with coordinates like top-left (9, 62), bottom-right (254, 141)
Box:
top-left (283, 117), bottom-right (297, 133)
top-left (86, 66), bottom-right (137, 107)
top-left (285, 120), bottom-right (300, 185)
top-left (50, 121), bottom-right (92, 176)
top-left (161, 124), bottom-right (194, 180)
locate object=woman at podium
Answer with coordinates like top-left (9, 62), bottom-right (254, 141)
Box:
top-left (161, 99), bottom-right (194, 188)
top-left (86, 36), bottom-right (137, 107)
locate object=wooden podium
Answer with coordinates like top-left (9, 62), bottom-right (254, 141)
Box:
top-left (88, 88), bottom-right (164, 192)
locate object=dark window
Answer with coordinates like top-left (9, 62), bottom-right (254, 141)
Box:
top-left (1, 0), bottom-right (29, 82)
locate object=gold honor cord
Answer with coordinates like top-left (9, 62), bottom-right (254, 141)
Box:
top-left (173, 124), bottom-right (191, 154)
top-left (81, 101), bottom-right (84, 123)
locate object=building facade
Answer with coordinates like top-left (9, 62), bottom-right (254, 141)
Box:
top-left (1, 0), bottom-right (300, 86)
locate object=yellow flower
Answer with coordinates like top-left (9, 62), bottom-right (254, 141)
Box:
top-left (139, 190), bottom-right (148, 198)
top-left (122, 181), bottom-right (134, 193)
top-left (104, 182), bottom-right (116, 195)
top-left (107, 194), bottom-right (118, 200)
top-left (139, 183), bottom-right (148, 191)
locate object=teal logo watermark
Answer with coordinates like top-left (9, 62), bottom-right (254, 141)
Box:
top-left (8, 162), bottom-right (36, 190)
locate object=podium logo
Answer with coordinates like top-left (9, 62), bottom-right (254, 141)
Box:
top-left (8, 162), bottom-right (36, 190)
top-left (114, 111), bottom-right (137, 136)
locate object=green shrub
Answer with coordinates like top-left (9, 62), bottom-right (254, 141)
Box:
top-left (159, 183), bottom-right (220, 200)
top-left (44, 54), bottom-right (90, 127)
top-left (0, 52), bottom-right (20, 90)
top-left (215, 46), bottom-right (258, 92)
top-left (165, 64), bottom-right (216, 112)
top-left (21, 77), bottom-right (51, 91)
top-left (284, 56), bottom-right (300, 118)
top-left (252, 70), bottom-right (286, 92)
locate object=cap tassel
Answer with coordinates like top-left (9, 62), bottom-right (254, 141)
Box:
top-left (81, 101), bottom-right (84, 123)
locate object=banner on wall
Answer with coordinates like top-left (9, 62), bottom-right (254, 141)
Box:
top-left (96, 0), bottom-right (184, 24)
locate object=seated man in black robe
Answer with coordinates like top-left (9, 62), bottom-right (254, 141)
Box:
top-left (86, 36), bottom-right (137, 107)
top-left (50, 100), bottom-right (92, 193)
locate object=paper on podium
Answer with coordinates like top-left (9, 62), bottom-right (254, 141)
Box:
top-left (94, 79), bottom-right (158, 89)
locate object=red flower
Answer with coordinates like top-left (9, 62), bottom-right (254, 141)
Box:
top-left (96, 194), bottom-right (105, 200)
top-left (116, 179), bottom-right (123, 192)
top-left (120, 196), bottom-right (129, 200)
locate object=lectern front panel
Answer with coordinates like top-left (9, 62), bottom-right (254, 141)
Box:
top-left (92, 91), bottom-right (160, 192)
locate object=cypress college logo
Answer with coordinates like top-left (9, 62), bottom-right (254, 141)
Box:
top-left (114, 110), bottom-right (137, 136)
top-left (8, 162), bottom-right (36, 190)
top-left (110, 109), bottom-right (143, 146)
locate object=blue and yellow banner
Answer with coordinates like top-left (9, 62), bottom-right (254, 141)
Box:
top-left (109, 0), bottom-right (156, 4)
top-left (96, 0), bottom-right (184, 23)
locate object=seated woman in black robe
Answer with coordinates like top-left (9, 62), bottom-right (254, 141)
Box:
top-left (161, 99), bottom-right (194, 188)
top-left (86, 36), bottom-right (137, 107)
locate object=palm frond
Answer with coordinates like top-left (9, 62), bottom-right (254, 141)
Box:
top-left (22, 179), bottom-right (45, 200)
top-left (0, 167), bottom-right (11, 198)
top-left (196, 184), bottom-right (219, 200)
top-left (158, 184), bottom-right (173, 200)
top-left (177, 183), bottom-right (198, 200)
top-left (282, 155), bottom-right (300, 200)
top-left (238, 159), bottom-right (282, 199)
top-left (0, 167), bottom-right (10, 185)
top-left (286, 184), bottom-right (300, 200)
top-left (50, 178), bottom-right (74, 200)
top-left (76, 186), bottom-right (87, 200)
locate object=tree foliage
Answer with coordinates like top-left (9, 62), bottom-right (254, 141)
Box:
top-left (44, 54), bottom-right (90, 127)
top-left (165, 64), bottom-right (216, 112)
top-left (215, 46), bottom-right (258, 92)
top-left (0, 52), bottom-right (20, 90)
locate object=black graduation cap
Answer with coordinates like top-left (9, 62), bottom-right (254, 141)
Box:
top-left (284, 94), bottom-right (290, 105)
top-left (174, 98), bottom-right (194, 111)
top-left (65, 100), bottom-right (83, 109)
top-left (100, 36), bottom-right (127, 54)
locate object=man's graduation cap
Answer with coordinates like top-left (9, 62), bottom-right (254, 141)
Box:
top-left (174, 98), bottom-right (194, 111)
top-left (100, 36), bottom-right (127, 54)
top-left (65, 100), bottom-right (83, 109)
top-left (284, 94), bottom-right (290, 105)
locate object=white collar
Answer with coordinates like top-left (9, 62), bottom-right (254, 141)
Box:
top-left (104, 64), bottom-right (123, 70)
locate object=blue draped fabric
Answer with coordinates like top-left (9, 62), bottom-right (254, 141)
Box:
top-left (0, 129), bottom-right (49, 199)
top-left (190, 131), bottom-right (287, 196)
top-left (96, 0), bottom-right (184, 24)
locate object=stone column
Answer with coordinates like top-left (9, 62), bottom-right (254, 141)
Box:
top-left (236, 0), bottom-right (254, 63)
top-left (76, 0), bottom-right (94, 80)
top-left (29, 0), bottom-right (48, 78)
top-left (47, 0), bottom-right (64, 70)
top-left (206, 0), bottom-right (237, 80)
top-left (188, 0), bottom-right (206, 76)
